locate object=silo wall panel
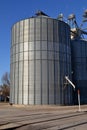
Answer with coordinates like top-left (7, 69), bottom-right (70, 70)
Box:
top-left (42, 60), bottom-right (48, 104)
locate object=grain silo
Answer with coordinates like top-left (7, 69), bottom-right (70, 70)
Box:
top-left (71, 38), bottom-right (87, 104)
top-left (10, 11), bottom-right (72, 105)
top-left (68, 11), bottom-right (87, 104)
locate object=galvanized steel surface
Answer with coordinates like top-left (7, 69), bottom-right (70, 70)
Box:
top-left (71, 39), bottom-right (87, 104)
top-left (10, 15), bottom-right (72, 105)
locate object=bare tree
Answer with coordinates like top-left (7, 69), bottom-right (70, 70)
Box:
top-left (1, 72), bottom-right (10, 86)
top-left (1, 72), bottom-right (10, 102)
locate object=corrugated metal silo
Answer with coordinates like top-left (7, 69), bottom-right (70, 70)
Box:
top-left (10, 11), bottom-right (72, 105)
top-left (71, 38), bottom-right (87, 104)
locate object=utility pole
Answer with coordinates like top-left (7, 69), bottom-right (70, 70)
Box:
top-left (78, 89), bottom-right (81, 112)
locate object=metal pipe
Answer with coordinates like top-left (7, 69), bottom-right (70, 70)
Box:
top-left (65, 76), bottom-right (75, 89)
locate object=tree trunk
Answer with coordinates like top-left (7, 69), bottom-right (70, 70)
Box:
top-left (4, 97), bottom-right (7, 102)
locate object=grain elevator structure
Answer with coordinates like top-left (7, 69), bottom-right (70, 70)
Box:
top-left (10, 10), bottom-right (87, 105)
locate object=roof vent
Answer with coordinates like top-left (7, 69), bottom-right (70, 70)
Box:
top-left (57, 13), bottom-right (64, 21)
top-left (35, 10), bottom-right (48, 17)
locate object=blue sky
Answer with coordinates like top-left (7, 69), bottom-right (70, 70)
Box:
top-left (0, 0), bottom-right (87, 83)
